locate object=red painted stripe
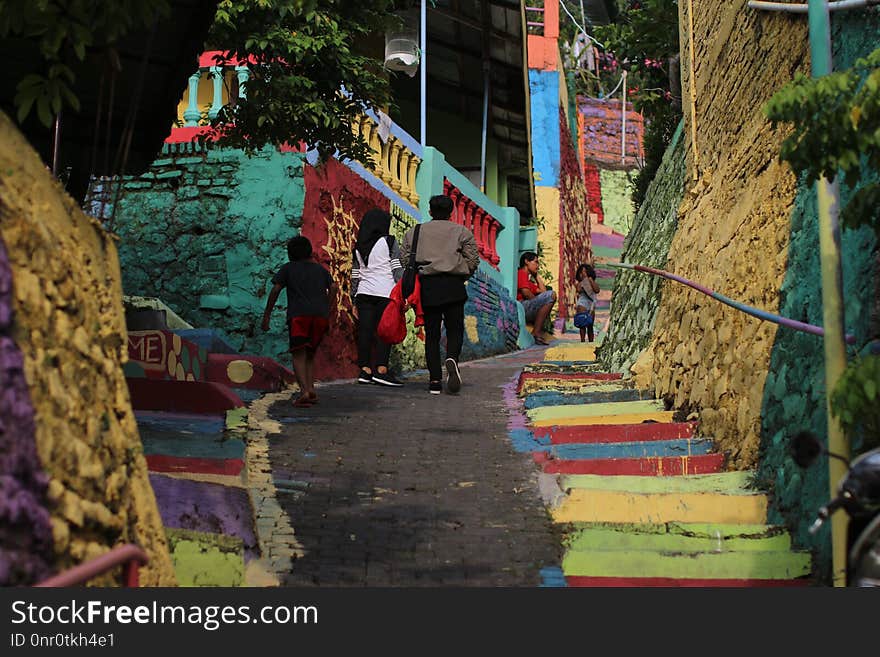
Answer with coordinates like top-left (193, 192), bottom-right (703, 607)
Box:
top-left (206, 354), bottom-right (296, 391)
top-left (146, 455), bottom-right (245, 476)
top-left (566, 576), bottom-right (810, 588)
top-left (534, 422), bottom-right (698, 444)
top-left (127, 378), bottom-right (243, 413)
top-left (520, 372), bottom-right (623, 382)
top-left (541, 453), bottom-right (725, 476)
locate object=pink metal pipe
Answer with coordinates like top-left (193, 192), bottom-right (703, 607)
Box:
top-left (35, 544), bottom-right (149, 588)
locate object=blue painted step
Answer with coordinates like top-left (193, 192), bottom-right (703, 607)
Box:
top-left (550, 438), bottom-right (714, 461)
top-left (524, 388), bottom-right (648, 409)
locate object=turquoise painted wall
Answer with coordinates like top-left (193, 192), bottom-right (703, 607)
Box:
top-left (757, 11), bottom-right (880, 584)
top-left (111, 147), bottom-right (307, 360)
top-left (599, 169), bottom-right (636, 235)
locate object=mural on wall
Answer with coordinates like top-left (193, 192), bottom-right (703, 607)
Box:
top-left (558, 108), bottom-right (592, 320)
top-left (461, 268), bottom-right (521, 359)
top-left (125, 330), bottom-right (206, 382)
top-left (0, 112), bottom-right (175, 585)
top-left (300, 157), bottom-right (391, 379)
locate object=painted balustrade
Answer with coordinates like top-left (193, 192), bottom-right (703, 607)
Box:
top-left (352, 112), bottom-right (422, 207)
top-left (442, 179), bottom-right (504, 269)
top-left (179, 51), bottom-right (250, 128)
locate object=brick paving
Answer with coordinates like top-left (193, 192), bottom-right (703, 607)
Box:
top-left (267, 349), bottom-right (562, 586)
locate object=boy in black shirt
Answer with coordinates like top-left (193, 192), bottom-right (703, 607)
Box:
top-left (261, 236), bottom-right (334, 407)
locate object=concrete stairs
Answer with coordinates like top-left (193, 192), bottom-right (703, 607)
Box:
top-left (512, 340), bottom-right (813, 587)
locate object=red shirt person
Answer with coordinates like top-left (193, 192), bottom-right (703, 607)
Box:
top-left (516, 252), bottom-right (556, 345)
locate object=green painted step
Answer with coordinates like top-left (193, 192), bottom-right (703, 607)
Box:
top-left (564, 522), bottom-right (794, 553)
top-left (562, 548), bottom-right (812, 580)
top-left (561, 472), bottom-right (756, 495)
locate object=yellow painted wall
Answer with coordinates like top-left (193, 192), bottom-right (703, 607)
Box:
top-left (632, 3), bottom-right (810, 467)
top-left (0, 111), bottom-right (176, 585)
top-left (175, 70), bottom-right (235, 126)
top-left (535, 186), bottom-right (561, 294)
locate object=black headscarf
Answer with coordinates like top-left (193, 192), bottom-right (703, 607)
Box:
top-left (355, 208), bottom-right (392, 265)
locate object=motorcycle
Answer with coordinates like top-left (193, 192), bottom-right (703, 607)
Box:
top-left (791, 431), bottom-right (880, 586)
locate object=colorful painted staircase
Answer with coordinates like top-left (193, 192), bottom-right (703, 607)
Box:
top-left (511, 341), bottom-right (813, 587)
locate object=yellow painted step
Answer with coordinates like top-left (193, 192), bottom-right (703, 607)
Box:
top-left (552, 490), bottom-right (768, 525)
top-left (532, 411), bottom-right (675, 428)
top-left (543, 344), bottom-right (597, 362)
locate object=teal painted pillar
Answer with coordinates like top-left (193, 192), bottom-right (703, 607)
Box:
top-left (183, 71), bottom-right (202, 126)
top-left (235, 65), bottom-right (249, 100)
top-left (496, 207), bottom-right (519, 297)
top-left (208, 66), bottom-right (224, 120)
top-left (808, 0), bottom-right (849, 588)
top-left (415, 146), bottom-right (447, 222)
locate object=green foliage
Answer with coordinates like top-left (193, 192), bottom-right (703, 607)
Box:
top-left (0, 0), bottom-right (170, 127)
top-left (207, 0), bottom-right (408, 165)
top-left (591, 0), bottom-right (682, 210)
top-left (765, 49), bottom-right (880, 187)
top-left (831, 353), bottom-right (880, 452)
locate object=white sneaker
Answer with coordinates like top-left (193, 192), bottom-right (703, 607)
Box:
top-left (445, 358), bottom-right (461, 394)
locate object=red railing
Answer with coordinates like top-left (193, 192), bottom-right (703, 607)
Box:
top-left (34, 544), bottom-right (149, 588)
top-left (443, 179), bottom-right (501, 269)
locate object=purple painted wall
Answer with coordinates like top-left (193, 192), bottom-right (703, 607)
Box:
top-left (0, 237), bottom-right (54, 585)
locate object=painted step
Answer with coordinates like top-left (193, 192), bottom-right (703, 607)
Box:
top-left (549, 438), bottom-right (714, 461)
top-left (523, 388), bottom-right (649, 409)
top-left (552, 490), bottom-right (767, 524)
top-left (539, 452), bottom-right (726, 476)
top-left (140, 429), bottom-right (245, 460)
top-left (533, 421), bottom-right (698, 444)
top-left (542, 344), bottom-right (597, 361)
top-left (564, 523), bottom-right (793, 553)
top-left (561, 471), bottom-right (756, 494)
top-left (519, 378), bottom-right (625, 396)
top-left (127, 378), bottom-right (243, 413)
top-left (561, 548), bottom-right (812, 581)
top-left (135, 411), bottom-right (226, 433)
top-left (565, 576), bottom-right (809, 587)
top-left (146, 454), bottom-right (244, 476)
top-left (528, 399), bottom-right (666, 424)
top-left (532, 410), bottom-right (675, 428)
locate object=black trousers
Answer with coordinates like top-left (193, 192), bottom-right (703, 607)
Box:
top-left (423, 301), bottom-right (465, 382)
top-left (355, 295), bottom-right (391, 369)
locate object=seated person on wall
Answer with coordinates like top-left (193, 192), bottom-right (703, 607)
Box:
top-left (516, 252), bottom-right (556, 346)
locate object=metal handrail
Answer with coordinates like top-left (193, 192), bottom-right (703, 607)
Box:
top-left (34, 544), bottom-right (149, 588)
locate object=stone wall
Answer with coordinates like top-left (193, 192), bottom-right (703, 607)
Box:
top-left (756, 10), bottom-right (880, 580)
top-left (109, 146), bottom-right (307, 364)
top-left (0, 111), bottom-right (175, 585)
top-left (558, 108), bottom-right (592, 319)
top-left (632, 2), bottom-right (811, 469)
top-left (599, 122), bottom-right (685, 374)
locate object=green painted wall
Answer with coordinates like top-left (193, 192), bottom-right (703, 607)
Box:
top-left (599, 169), bottom-right (636, 235)
top-left (757, 12), bottom-right (880, 584)
top-left (166, 528), bottom-right (245, 587)
top-left (110, 147), bottom-right (307, 359)
top-left (598, 122), bottom-right (685, 373)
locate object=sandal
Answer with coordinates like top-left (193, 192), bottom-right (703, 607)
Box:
top-left (533, 335), bottom-right (550, 346)
top-left (292, 395), bottom-right (314, 408)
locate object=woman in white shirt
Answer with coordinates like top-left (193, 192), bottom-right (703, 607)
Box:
top-left (351, 209), bottom-right (404, 386)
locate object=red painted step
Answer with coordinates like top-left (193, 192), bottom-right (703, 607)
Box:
top-left (127, 378), bottom-right (243, 414)
top-left (534, 421), bottom-right (697, 444)
top-left (536, 452), bottom-right (725, 476)
top-left (566, 576), bottom-right (810, 588)
top-left (146, 455), bottom-right (245, 476)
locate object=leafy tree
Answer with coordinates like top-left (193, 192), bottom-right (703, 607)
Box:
top-left (591, 0), bottom-right (682, 209)
top-left (0, 0), bottom-right (170, 127)
top-left (207, 0), bottom-right (408, 164)
top-left (764, 47), bottom-right (880, 454)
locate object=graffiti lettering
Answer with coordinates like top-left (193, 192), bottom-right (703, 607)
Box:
top-left (128, 332), bottom-right (167, 371)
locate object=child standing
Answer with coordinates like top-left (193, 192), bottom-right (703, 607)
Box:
top-left (261, 235), bottom-right (334, 407)
top-left (575, 263), bottom-right (600, 343)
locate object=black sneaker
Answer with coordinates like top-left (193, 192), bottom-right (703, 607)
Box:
top-left (428, 381), bottom-right (442, 395)
top-left (357, 370), bottom-right (372, 384)
top-left (372, 372), bottom-right (403, 387)
top-left (445, 358), bottom-right (461, 393)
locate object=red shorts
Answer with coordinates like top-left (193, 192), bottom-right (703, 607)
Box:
top-left (289, 315), bottom-right (329, 351)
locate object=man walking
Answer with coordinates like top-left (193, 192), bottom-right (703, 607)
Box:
top-left (400, 195), bottom-right (479, 394)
